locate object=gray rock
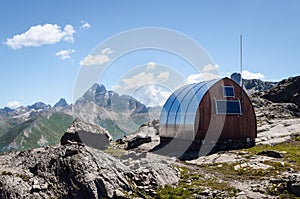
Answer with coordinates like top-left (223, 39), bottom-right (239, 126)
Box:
top-left (257, 150), bottom-right (284, 158)
top-left (61, 117), bottom-right (112, 150)
top-left (0, 143), bottom-right (179, 199)
top-left (291, 182), bottom-right (300, 197)
top-left (260, 76), bottom-right (300, 107)
top-left (121, 120), bottom-right (160, 151)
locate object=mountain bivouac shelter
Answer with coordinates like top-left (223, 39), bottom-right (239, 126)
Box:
top-left (158, 77), bottom-right (257, 158)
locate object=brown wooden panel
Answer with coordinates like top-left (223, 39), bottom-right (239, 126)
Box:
top-left (195, 78), bottom-right (257, 140)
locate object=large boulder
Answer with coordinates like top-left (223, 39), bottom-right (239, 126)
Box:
top-left (0, 143), bottom-right (179, 198)
top-left (60, 118), bottom-right (112, 150)
top-left (120, 120), bottom-right (160, 151)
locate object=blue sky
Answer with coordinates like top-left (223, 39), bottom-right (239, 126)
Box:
top-left (1, 0), bottom-right (299, 108)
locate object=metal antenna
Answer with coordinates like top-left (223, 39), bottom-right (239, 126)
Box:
top-left (240, 35), bottom-right (243, 86)
top-left (240, 35), bottom-right (244, 114)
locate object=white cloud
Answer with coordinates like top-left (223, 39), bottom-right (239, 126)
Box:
top-left (133, 85), bottom-right (172, 107)
top-left (79, 54), bottom-right (110, 66)
top-left (114, 70), bottom-right (170, 95)
top-left (80, 21), bottom-right (91, 30)
top-left (146, 61), bottom-right (156, 70)
top-left (121, 72), bottom-right (154, 90)
top-left (242, 70), bottom-right (264, 79)
top-left (184, 64), bottom-right (220, 84)
top-left (55, 49), bottom-right (75, 60)
top-left (156, 72), bottom-right (169, 82)
top-left (101, 47), bottom-right (113, 55)
top-left (203, 64), bottom-right (219, 72)
top-left (186, 72), bottom-right (220, 84)
top-left (6, 100), bottom-right (21, 109)
top-left (144, 85), bottom-right (171, 106)
top-left (4, 24), bottom-right (75, 49)
top-left (62, 24), bottom-right (75, 42)
top-left (80, 48), bottom-right (113, 66)
top-left (186, 73), bottom-right (203, 84)
top-left (159, 90), bottom-right (172, 104)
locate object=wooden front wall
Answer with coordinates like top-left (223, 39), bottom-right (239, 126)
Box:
top-left (195, 78), bottom-right (257, 140)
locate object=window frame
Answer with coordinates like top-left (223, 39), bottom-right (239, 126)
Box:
top-left (215, 99), bottom-right (242, 115)
top-left (222, 85), bottom-right (235, 98)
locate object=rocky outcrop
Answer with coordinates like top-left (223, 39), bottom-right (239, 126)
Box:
top-left (0, 142), bottom-right (179, 199)
top-left (256, 118), bottom-right (300, 145)
top-left (61, 118), bottom-right (112, 150)
top-left (251, 96), bottom-right (300, 123)
top-left (257, 150), bottom-right (284, 158)
top-left (260, 75), bottom-right (300, 107)
top-left (272, 173), bottom-right (300, 197)
top-left (230, 72), bottom-right (277, 93)
top-left (119, 120), bottom-right (160, 151)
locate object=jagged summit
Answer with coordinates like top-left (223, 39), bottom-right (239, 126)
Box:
top-left (27, 102), bottom-right (51, 110)
top-left (53, 98), bottom-right (68, 108)
top-left (76, 83), bottom-right (148, 113)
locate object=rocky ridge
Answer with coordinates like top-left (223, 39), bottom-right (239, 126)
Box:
top-left (231, 72), bottom-right (277, 93)
top-left (260, 75), bottom-right (300, 107)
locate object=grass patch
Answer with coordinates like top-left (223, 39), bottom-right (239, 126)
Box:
top-left (2, 171), bottom-right (31, 182)
top-left (155, 167), bottom-right (237, 198)
top-left (1, 171), bottom-right (13, 175)
top-left (103, 145), bottom-right (125, 158)
top-left (246, 138), bottom-right (300, 171)
top-left (16, 173), bottom-right (30, 182)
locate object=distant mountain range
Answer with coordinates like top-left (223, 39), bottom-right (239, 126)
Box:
top-left (0, 84), bottom-right (158, 152)
top-left (1, 74), bottom-right (298, 153)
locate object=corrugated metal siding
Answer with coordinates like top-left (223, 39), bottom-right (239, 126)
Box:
top-left (159, 79), bottom-right (219, 140)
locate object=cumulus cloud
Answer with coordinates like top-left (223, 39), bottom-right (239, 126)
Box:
top-left (4, 24), bottom-right (75, 49)
top-left (131, 85), bottom-right (172, 107)
top-left (115, 71), bottom-right (170, 92)
top-left (143, 85), bottom-right (172, 106)
top-left (146, 61), bottom-right (156, 70)
top-left (120, 72), bottom-right (154, 90)
top-left (101, 47), bottom-right (113, 55)
top-left (186, 74), bottom-right (203, 84)
top-left (80, 54), bottom-right (110, 66)
top-left (186, 72), bottom-right (220, 84)
top-left (55, 49), bottom-right (75, 60)
top-left (203, 64), bottom-right (219, 72)
top-left (156, 72), bottom-right (169, 82)
top-left (80, 21), bottom-right (91, 30)
top-left (6, 100), bottom-right (21, 109)
top-left (184, 64), bottom-right (220, 84)
top-left (242, 70), bottom-right (264, 79)
top-left (80, 48), bottom-right (113, 66)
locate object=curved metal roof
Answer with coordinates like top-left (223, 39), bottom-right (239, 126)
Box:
top-left (159, 79), bottom-right (220, 140)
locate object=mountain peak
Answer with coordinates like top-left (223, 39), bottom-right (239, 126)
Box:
top-left (27, 102), bottom-right (51, 110)
top-left (54, 98), bottom-right (68, 108)
top-left (3, 107), bottom-right (14, 113)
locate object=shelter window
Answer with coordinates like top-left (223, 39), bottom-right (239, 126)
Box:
top-left (222, 86), bottom-right (235, 97)
top-left (215, 100), bottom-right (242, 115)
